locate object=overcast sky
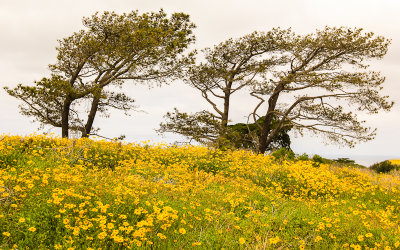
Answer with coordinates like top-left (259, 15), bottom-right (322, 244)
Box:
top-left (0, 0), bottom-right (399, 165)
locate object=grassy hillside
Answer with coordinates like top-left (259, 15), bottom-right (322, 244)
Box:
top-left (1, 135), bottom-right (400, 249)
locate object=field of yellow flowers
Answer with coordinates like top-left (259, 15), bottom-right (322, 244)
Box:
top-left (390, 160), bottom-right (400, 165)
top-left (1, 134), bottom-right (400, 249)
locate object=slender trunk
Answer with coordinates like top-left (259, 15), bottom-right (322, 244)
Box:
top-left (61, 96), bottom-right (72, 138)
top-left (82, 90), bottom-right (101, 138)
top-left (260, 126), bottom-right (282, 152)
top-left (221, 92), bottom-right (230, 128)
top-left (258, 84), bottom-right (284, 153)
top-left (221, 81), bottom-right (233, 128)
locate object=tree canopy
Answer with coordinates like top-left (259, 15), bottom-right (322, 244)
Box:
top-left (159, 29), bottom-right (293, 149)
top-left (4, 14), bottom-right (393, 150)
top-left (5, 10), bottom-right (195, 138)
top-left (252, 27), bottom-right (392, 153)
top-left (160, 26), bottom-right (393, 153)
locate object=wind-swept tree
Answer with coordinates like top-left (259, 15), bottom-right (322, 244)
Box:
top-left (159, 29), bottom-right (293, 148)
top-left (159, 108), bottom-right (292, 150)
top-left (227, 116), bottom-right (292, 150)
top-left (5, 10), bottom-right (195, 138)
top-left (6, 75), bottom-right (136, 137)
top-left (161, 27), bottom-right (393, 153)
top-left (252, 27), bottom-right (393, 153)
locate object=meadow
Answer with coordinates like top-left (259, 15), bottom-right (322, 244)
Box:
top-left (1, 134), bottom-right (400, 249)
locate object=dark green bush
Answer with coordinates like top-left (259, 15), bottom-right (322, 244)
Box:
top-left (298, 153), bottom-right (309, 161)
top-left (312, 154), bottom-right (325, 164)
top-left (370, 160), bottom-right (400, 173)
top-left (272, 148), bottom-right (295, 161)
top-left (334, 158), bottom-right (355, 164)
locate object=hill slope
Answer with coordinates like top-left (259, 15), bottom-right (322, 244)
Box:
top-left (1, 135), bottom-right (400, 249)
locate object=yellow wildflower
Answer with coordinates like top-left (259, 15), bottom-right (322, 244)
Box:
top-left (157, 233), bottom-right (167, 239)
top-left (98, 231), bottom-right (107, 240)
top-left (314, 236), bottom-right (322, 242)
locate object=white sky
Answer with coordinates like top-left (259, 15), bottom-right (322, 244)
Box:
top-left (0, 0), bottom-right (399, 165)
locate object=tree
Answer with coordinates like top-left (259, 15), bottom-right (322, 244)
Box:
top-left (227, 116), bottom-right (292, 150)
top-left (5, 10), bottom-right (195, 138)
top-left (6, 75), bottom-right (136, 137)
top-left (158, 108), bottom-right (223, 145)
top-left (251, 27), bottom-right (393, 153)
top-left (158, 108), bottom-right (291, 151)
top-left (161, 27), bottom-right (393, 154)
top-left (159, 29), bottom-right (293, 148)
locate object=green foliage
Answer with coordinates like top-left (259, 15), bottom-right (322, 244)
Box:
top-left (227, 115), bottom-right (292, 151)
top-left (295, 154), bottom-right (365, 169)
top-left (188, 150), bottom-right (229, 175)
top-left (5, 75), bottom-right (86, 131)
top-left (5, 10), bottom-right (196, 138)
top-left (312, 154), bottom-right (325, 164)
top-left (159, 109), bottom-right (292, 152)
top-left (334, 158), bottom-right (356, 164)
top-left (253, 27), bottom-right (393, 153)
top-left (370, 160), bottom-right (400, 173)
top-left (311, 155), bottom-right (324, 168)
top-left (297, 153), bottom-right (309, 161)
top-left (161, 29), bottom-right (294, 152)
top-left (164, 26), bottom-right (393, 154)
top-left (271, 148), bottom-right (295, 161)
top-left (158, 108), bottom-right (222, 145)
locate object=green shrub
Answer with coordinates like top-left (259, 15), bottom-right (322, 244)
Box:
top-left (272, 148), bottom-right (295, 161)
top-left (334, 157), bottom-right (355, 164)
top-left (370, 160), bottom-right (400, 173)
top-left (297, 153), bottom-right (309, 161)
top-left (312, 154), bottom-right (325, 163)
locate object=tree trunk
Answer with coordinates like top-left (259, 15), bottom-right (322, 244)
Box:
top-left (61, 97), bottom-right (72, 138)
top-left (82, 91), bottom-right (101, 138)
top-left (221, 92), bottom-right (230, 128)
top-left (258, 84), bottom-right (284, 154)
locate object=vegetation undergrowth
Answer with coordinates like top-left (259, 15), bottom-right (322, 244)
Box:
top-left (1, 134), bottom-right (400, 249)
top-left (370, 160), bottom-right (400, 174)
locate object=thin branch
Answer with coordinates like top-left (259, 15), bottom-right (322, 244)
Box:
top-left (249, 91), bottom-right (265, 130)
